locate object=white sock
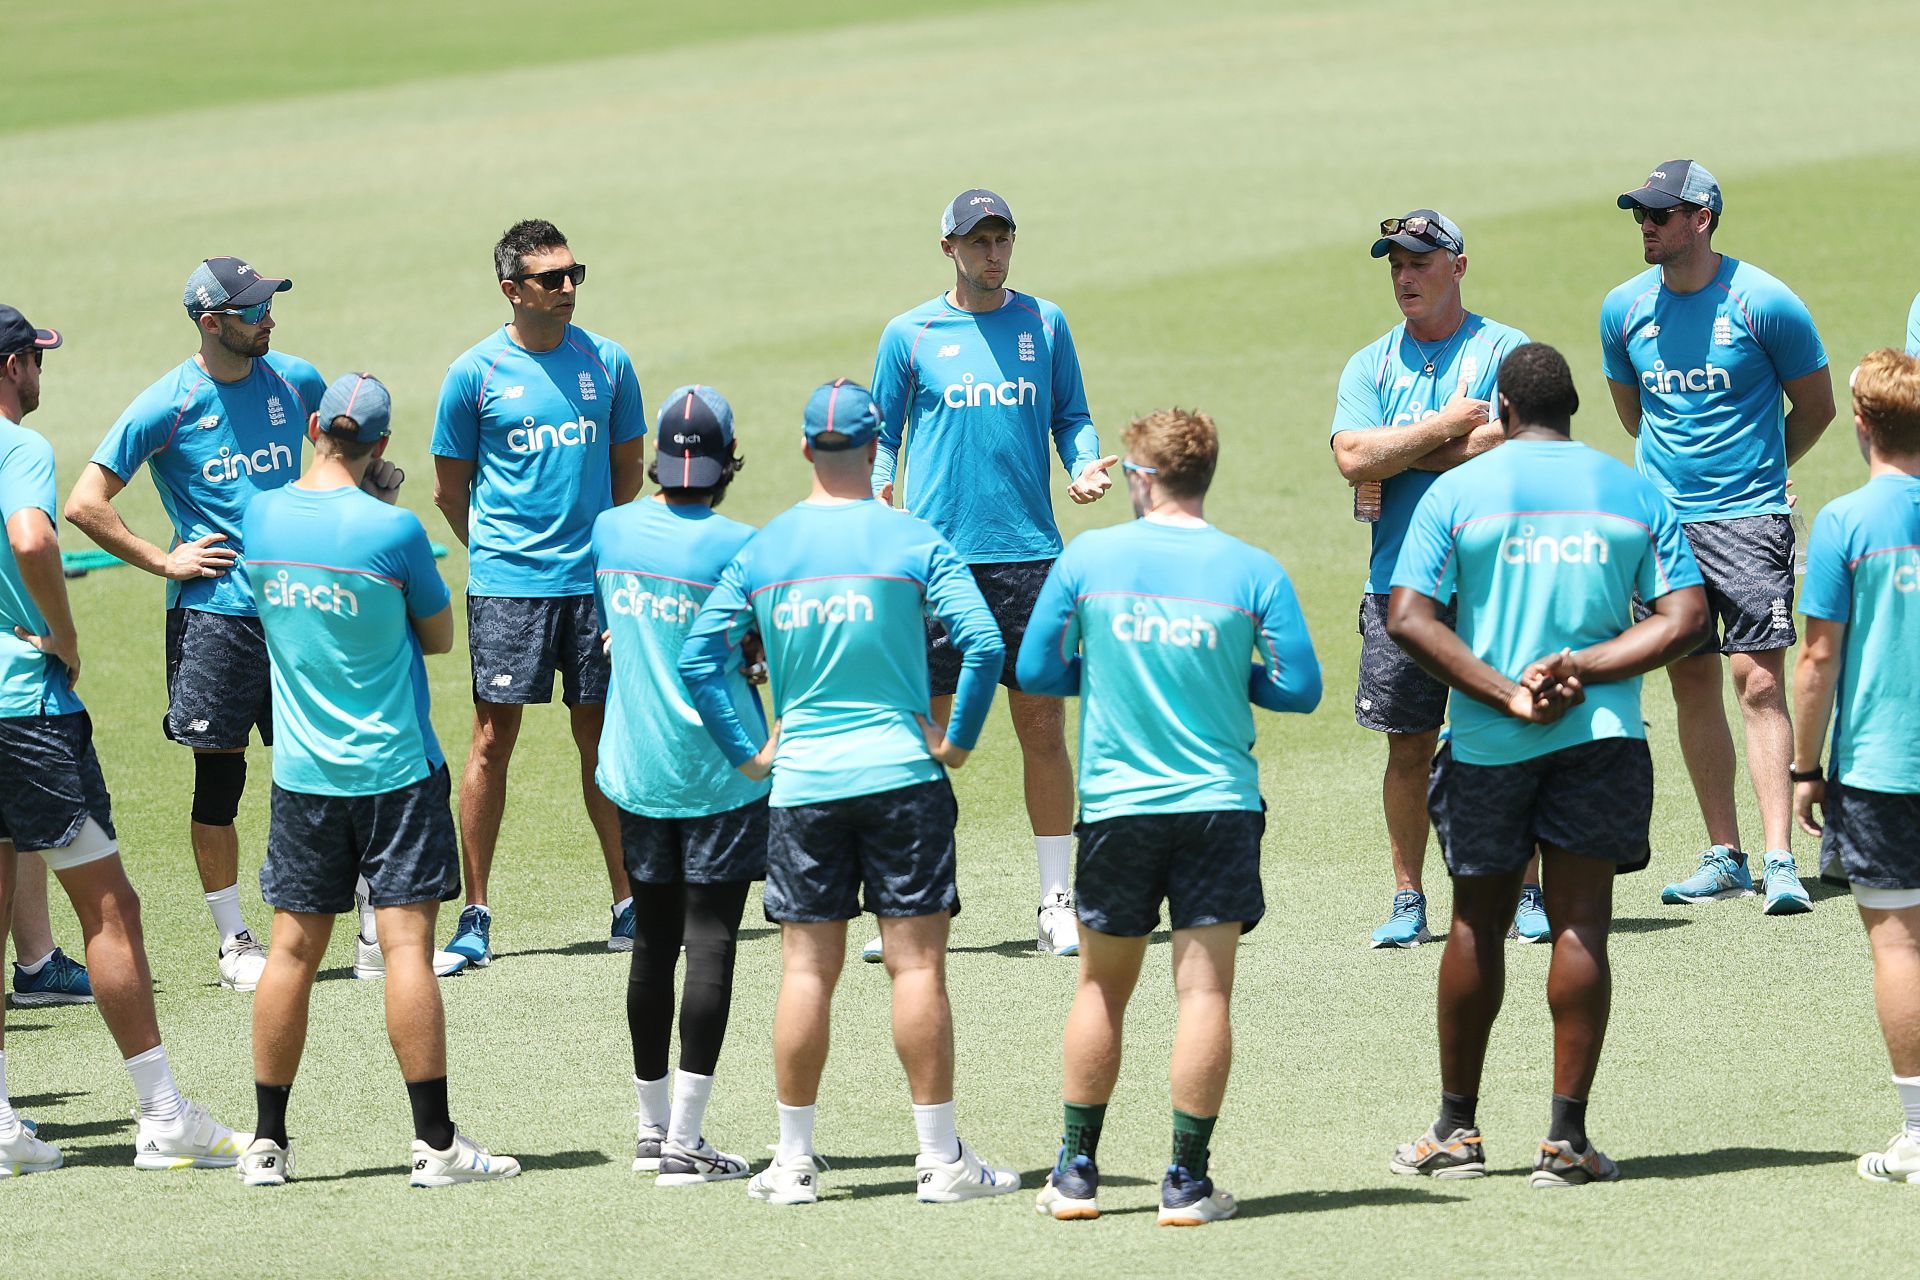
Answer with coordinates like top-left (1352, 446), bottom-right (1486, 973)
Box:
top-left (0, 1050), bottom-right (17, 1137)
top-left (356, 877), bottom-right (377, 943)
top-left (912, 1099), bottom-right (959, 1162)
top-left (1895, 1074), bottom-right (1920, 1139)
top-left (1035, 835), bottom-right (1073, 902)
top-left (668, 1070), bottom-right (714, 1149)
top-left (776, 1102), bottom-right (816, 1164)
top-left (634, 1074), bottom-right (669, 1135)
top-left (205, 885), bottom-right (246, 943)
top-left (125, 1044), bottom-right (187, 1124)
top-left (14, 950), bottom-right (53, 976)
top-left (612, 895), bottom-right (633, 917)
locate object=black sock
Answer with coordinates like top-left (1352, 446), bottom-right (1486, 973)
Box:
top-left (1548, 1094), bottom-right (1588, 1150)
top-left (406, 1077), bottom-right (456, 1150)
top-left (253, 1082), bottom-right (291, 1147)
top-left (1436, 1091), bottom-right (1477, 1135)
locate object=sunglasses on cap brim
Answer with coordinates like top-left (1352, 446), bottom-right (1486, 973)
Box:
top-left (1378, 216), bottom-right (1461, 254)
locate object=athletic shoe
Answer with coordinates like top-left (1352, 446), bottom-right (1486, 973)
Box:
top-left (861, 935), bottom-right (884, 964)
top-left (747, 1152), bottom-right (822, 1205)
top-left (1389, 1124), bottom-right (1487, 1179)
top-left (915, 1139), bottom-right (1020, 1203)
top-left (217, 930), bottom-right (269, 992)
top-left (1529, 1138), bottom-right (1620, 1187)
top-left (1762, 854), bottom-right (1813, 916)
top-left (12, 947), bottom-right (94, 1006)
top-left (1035, 1153), bottom-right (1100, 1220)
top-left (1509, 883), bottom-right (1550, 943)
top-left (1157, 1164), bottom-right (1237, 1225)
top-left (409, 1129), bottom-right (521, 1187)
top-left (238, 1137), bottom-right (293, 1187)
top-left (633, 1126), bottom-right (665, 1173)
top-left (609, 901), bottom-right (637, 953)
top-left (351, 933), bottom-right (469, 981)
top-left (133, 1100), bottom-right (247, 1170)
top-left (1370, 890), bottom-right (1431, 949)
top-left (1857, 1132), bottom-right (1920, 1183)
top-left (1037, 891), bottom-right (1080, 957)
top-left (444, 906), bottom-right (493, 968)
top-left (0, 1120), bottom-right (62, 1177)
top-left (1660, 846), bottom-right (1753, 904)
top-left (657, 1137), bottom-right (750, 1185)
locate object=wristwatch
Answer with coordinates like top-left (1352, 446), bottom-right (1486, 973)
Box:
top-left (1788, 764), bottom-right (1823, 783)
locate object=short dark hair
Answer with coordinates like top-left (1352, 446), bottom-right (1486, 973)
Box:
top-left (644, 449), bottom-right (745, 509)
top-left (495, 219), bottom-right (568, 280)
top-left (1497, 343), bottom-right (1580, 429)
top-left (318, 416), bottom-right (379, 460)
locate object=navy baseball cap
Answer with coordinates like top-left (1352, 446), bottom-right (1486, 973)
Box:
top-left (183, 257), bottom-right (292, 315)
top-left (1618, 160), bottom-right (1722, 214)
top-left (1371, 209), bottom-right (1464, 258)
top-left (316, 373), bottom-right (392, 442)
top-left (941, 189), bottom-right (1016, 238)
top-left (0, 305), bottom-right (61, 355)
top-left (803, 378), bottom-right (881, 451)
top-left (656, 384), bottom-right (735, 488)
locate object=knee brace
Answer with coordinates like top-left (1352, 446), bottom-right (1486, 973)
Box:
top-left (190, 752), bottom-right (248, 826)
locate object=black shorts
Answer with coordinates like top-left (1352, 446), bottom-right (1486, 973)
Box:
top-left (1427, 738), bottom-right (1653, 878)
top-left (763, 777), bottom-right (959, 923)
top-left (620, 797), bottom-right (770, 886)
top-left (261, 765), bottom-right (460, 915)
top-left (467, 594), bottom-right (610, 705)
top-left (1632, 515), bottom-right (1794, 656)
top-left (0, 712), bottom-right (116, 853)
top-left (1355, 594), bottom-right (1452, 736)
top-left (1821, 780), bottom-right (1920, 891)
top-left (1073, 807), bottom-right (1266, 937)
top-left (926, 559), bottom-right (1045, 697)
top-left (164, 608), bottom-right (271, 749)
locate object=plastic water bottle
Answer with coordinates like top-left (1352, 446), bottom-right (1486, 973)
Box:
top-left (1791, 508), bottom-right (1807, 576)
top-left (1353, 480), bottom-right (1383, 523)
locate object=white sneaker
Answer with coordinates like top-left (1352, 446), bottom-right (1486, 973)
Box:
top-left (0, 1120), bottom-right (62, 1177)
top-left (861, 935), bottom-right (884, 964)
top-left (238, 1136), bottom-right (293, 1187)
top-left (218, 930), bottom-right (269, 992)
top-left (1037, 892), bottom-right (1080, 957)
top-left (410, 1129), bottom-right (521, 1187)
top-left (351, 934), bottom-right (470, 981)
top-left (657, 1136), bottom-right (750, 1185)
top-left (915, 1139), bottom-right (1021, 1203)
top-left (747, 1152), bottom-right (821, 1205)
top-left (1859, 1132), bottom-right (1920, 1183)
top-left (133, 1100), bottom-right (247, 1170)
top-left (632, 1125), bottom-right (666, 1172)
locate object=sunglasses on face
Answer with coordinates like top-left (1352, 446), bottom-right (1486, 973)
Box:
top-left (1379, 216), bottom-right (1462, 255)
top-left (206, 301), bottom-right (273, 324)
top-left (1121, 458), bottom-right (1158, 475)
top-left (6, 348), bottom-right (44, 369)
top-left (1631, 204), bottom-right (1698, 227)
top-left (510, 264), bottom-right (587, 290)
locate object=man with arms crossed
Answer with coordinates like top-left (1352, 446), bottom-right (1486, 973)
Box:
top-left (432, 220), bottom-right (647, 964)
top-left (1602, 160), bottom-right (1834, 913)
top-left (1330, 210), bottom-right (1536, 948)
top-left (681, 380), bottom-right (1019, 1206)
top-left (1790, 349), bottom-right (1920, 1182)
top-left (1387, 342), bottom-right (1708, 1187)
top-left (67, 258), bottom-right (326, 991)
top-left (870, 189), bottom-right (1116, 959)
top-left (1019, 407), bottom-right (1321, 1226)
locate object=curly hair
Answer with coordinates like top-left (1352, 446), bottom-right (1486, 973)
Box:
top-left (1494, 342), bottom-right (1579, 429)
top-left (1852, 348), bottom-right (1920, 455)
top-left (1123, 407), bottom-right (1218, 499)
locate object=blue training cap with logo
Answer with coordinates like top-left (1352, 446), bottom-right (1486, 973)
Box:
top-left (0, 304), bottom-right (61, 354)
top-left (183, 256), bottom-right (292, 315)
top-left (941, 189), bottom-right (1016, 238)
top-left (803, 378), bottom-right (881, 451)
top-left (656, 384), bottom-right (735, 489)
top-left (316, 372), bottom-right (392, 442)
top-left (1371, 209), bottom-right (1464, 258)
top-left (1617, 160), bottom-right (1723, 214)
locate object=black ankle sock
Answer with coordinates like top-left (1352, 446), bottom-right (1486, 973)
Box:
top-left (1436, 1091), bottom-right (1477, 1135)
top-left (253, 1082), bottom-right (292, 1147)
top-left (1548, 1094), bottom-right (1588, 1149)
top-left (405, 1076), bottom-right (456, 1150)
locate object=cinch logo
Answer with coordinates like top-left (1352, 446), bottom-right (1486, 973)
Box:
top-left (1500, 524), bottom-right (1610, 566)
top-left (1389, 404), bottom-right (1439, 427)
top-left (1893, 563), bottom-right (1920, 592)
top-left (771, 589), bottom-right (874, 631)
top-left (943, 373), bottom-right (1038, 409)
top-left (507, 416), bottom-right (599, 452)
top-left (1110, 601), bottom-right (1219, 649)
top-left (1641, 360), bottom-right (1732, 394)
top-left (608, 579), bottom-right (700, 624)
top-left (202, 441), bottom-right (295, 483)
top-left (262, 570), bottom-right (359, 616)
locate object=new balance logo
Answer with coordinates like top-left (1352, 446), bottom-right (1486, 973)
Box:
top-left (189, 719), bottom-right (211, 733)
top-left (937, 344), bottom-right (961, 358)
top-left (771, 589), bottom-right (875, 631)
top-left (920, 1172), bottom-right (935, 1184)
top-left (261, 1157), bottom-right (276, 1169)
top-left (414, 1158), bottom-right (428, 1171)
top-left (490, 673), bottom-right (514, 688)
top-left (195, 414), bottom-right (221, 430)
top-left (501, 385), bottom-right (525, 399)
top-left (507, 416), bottom-right (599, 453)
top-left (1110, 602), bottom-right (1219, 649)
top-left (942, 373), bottom-right (1037, 409)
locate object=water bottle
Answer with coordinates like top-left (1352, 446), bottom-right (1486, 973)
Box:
top-left (1353, 480), bottom-right (1383, 523)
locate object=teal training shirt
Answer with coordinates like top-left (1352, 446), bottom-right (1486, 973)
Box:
top-left (0, 418), bottom-right (83, 718)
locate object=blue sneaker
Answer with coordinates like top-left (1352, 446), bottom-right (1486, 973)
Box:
top-left (608, 901), bottom-right (636, 953)
top-left (1509, 883), bottom-right (1549, 943)
top-left (444, 906), bottom-right (492, 967)
top-left (1035, 1152), bottom-right (1100, 1220)
top-left (1370, 890), bottom-right (1431, 949)
top-left (1158, 1164), bottom-right (1237, 1226)
top-left (12, 947), bottom-right (93, 1006)
top-left (1659, 846), bottom-right (1753, 904)
top-left (1761, 853), bottom-right (1812, 916)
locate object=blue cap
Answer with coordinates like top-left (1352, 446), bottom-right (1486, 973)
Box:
top-left (941, 189), bottom-right (1016, 238)
top-left (316, 373), bottom-right (392, 442)
top-left (1618, 160), bottom-right (1722, 214)
top-left (182, 256), bottom-right (292, 315)
top-left (1371, 209), bottom-right (1464, 258)
top-left (803, 378), bottom-right (881, 451)
top-left (656, 384), bottom-right (735, 488)
top-left (0, 305), bottom-right (60, 354)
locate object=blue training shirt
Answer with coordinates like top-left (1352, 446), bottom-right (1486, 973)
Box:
top-left (1907, 291), bottom-right (1919, 357)
top-left (592, 499), bottom-right (771, 819)
top-left (243, 484), bottom-right (450, 797)
top-left (1799, 473), bottom-right (1920, 794)
top-left (91, 352), bottom-right (326, 616)
top-left (679, 499), bottom-right (1003, 808)
top-left (0, 419), bottom-right (83, 719)
top-left (869, 291), bottom-right (1099, 564)
top-left (1600, 256), bottom-right (1827, 523)
top-left (1391, 438), bottom-right (1702, 766)
top-left (431, 324), bottom-right (646, 597)
top-left (1016, 518), bottom-right (1322, 823)
top-left (1330, 313), bottom-right (1529, 593)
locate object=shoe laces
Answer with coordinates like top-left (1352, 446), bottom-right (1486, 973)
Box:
top-left (1390, 891), bottom-right (1424, 919)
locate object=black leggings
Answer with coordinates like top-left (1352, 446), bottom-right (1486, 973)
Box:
top-left (627, 877), bottom-right (752, 1080)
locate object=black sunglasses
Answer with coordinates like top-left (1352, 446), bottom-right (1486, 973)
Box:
top-left (6, 348), bottom-right (43, 368)
top-left (1631, 204), bottom-right (1700, 227)
top-left (1379, 215), bottom-right (1462, 254)
top-left (510, 264), bottom-right (587, 290)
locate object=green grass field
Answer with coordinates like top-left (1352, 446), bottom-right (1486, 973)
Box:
top-left (5, 1), bottom-right (1920, 1274)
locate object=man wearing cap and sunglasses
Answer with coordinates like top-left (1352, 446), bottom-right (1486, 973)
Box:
top-left (66, 257), bottom-right (327, 994)
top-left (1601, 160), bottom-right (1835, 914)
top-left (1330, 211), bottom-right (1535, 950)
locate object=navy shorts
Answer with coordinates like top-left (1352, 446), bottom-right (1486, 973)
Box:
top-left (1074, 807), bottom-right (1266, 937)
top-left (1355, 594), bottom-right (1452, 735)
top-left (0, 712), bottom-right (116, 853)
top-left (468, 594), bottom-right (610, 705)
top-left (620, 797), bottom-right (770, 886)
top-left (764, 777), bottom-right (959, 923)
top-left (1821, 780), bottom-right (1920, 891)
top-left (926, 559), bottom-right (1044, 697)
top-left (1428, 738), bottom-right (1653, 878)
top-left (164, 608), bottom-right (271, 749)
top-left (262, 765), bottom-right (460, 914)
top-left (1632, 515), bottom-right (1794, 656)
